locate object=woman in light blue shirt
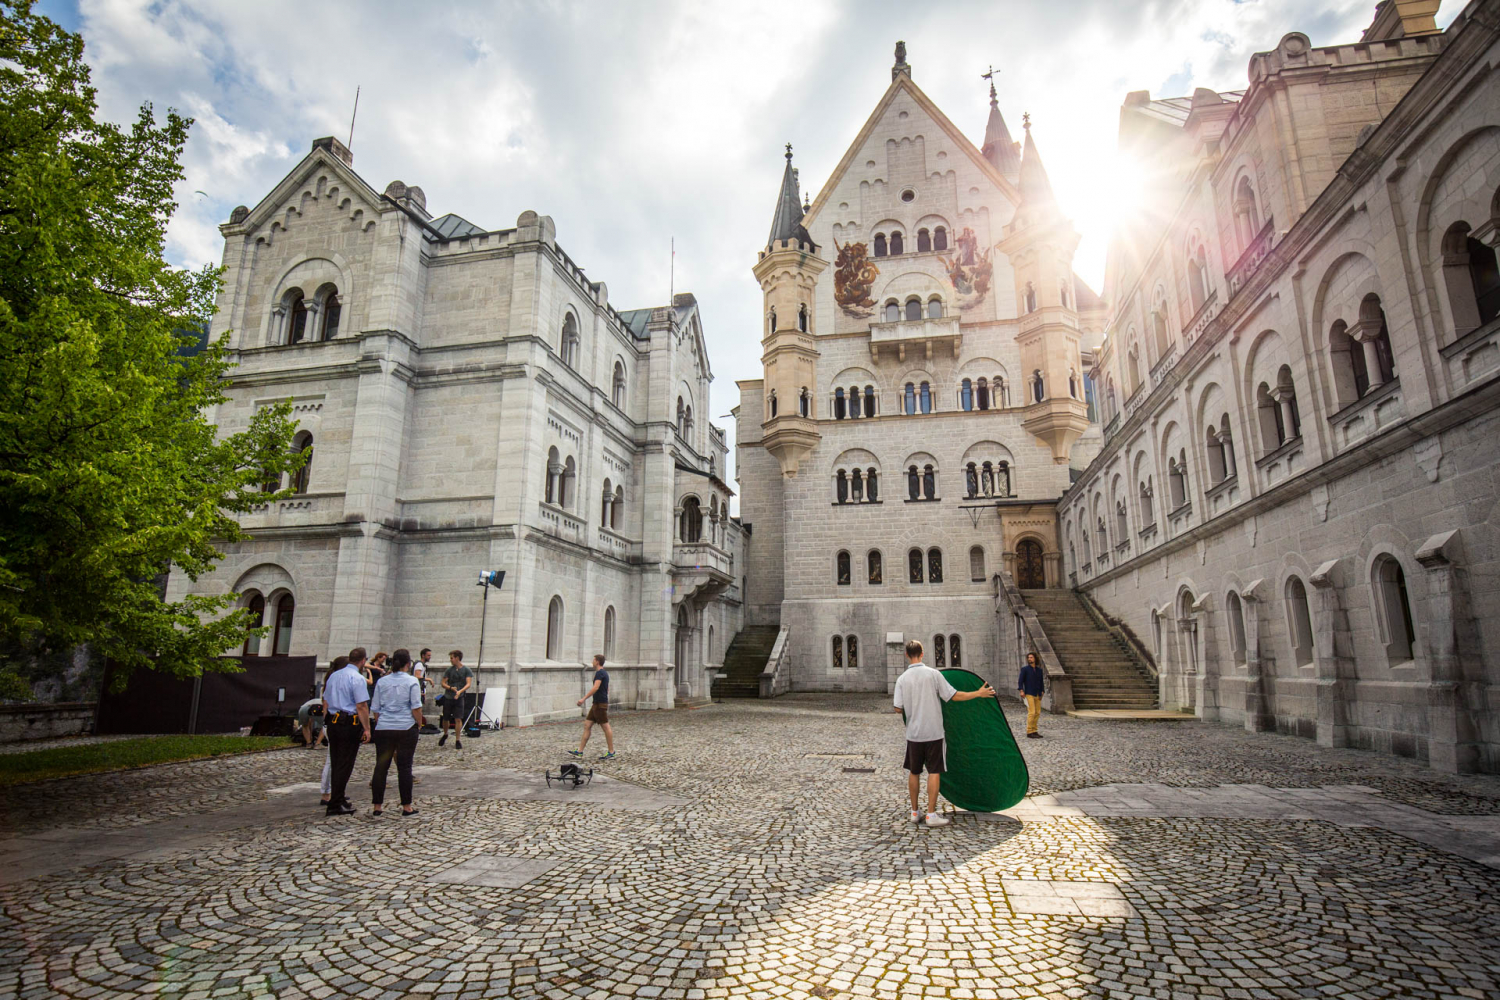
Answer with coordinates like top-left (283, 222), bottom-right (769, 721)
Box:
top-left (368, 648), bottom-right (424, 816)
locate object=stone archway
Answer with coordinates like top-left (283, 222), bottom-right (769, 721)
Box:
top-left (1016, 539), bottom-right (1046, 588)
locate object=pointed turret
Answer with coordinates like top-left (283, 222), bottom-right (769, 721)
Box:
top-left (766, 144), bottom-right (815, 252)
top-left (1015, 114), bottom-right (1057, 217)
top-left (980, 76), bottom-right (1021, 180)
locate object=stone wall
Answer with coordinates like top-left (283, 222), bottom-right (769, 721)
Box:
top-left (0, 703), bottom-right (95, 743)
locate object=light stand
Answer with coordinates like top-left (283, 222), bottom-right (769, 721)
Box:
top-left (465, 570), bottom-right (506, 732)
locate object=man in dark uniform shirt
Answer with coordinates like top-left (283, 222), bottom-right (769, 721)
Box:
top-left (568, 654), bottom-right (614, 761)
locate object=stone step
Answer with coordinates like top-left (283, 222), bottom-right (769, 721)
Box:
top-left (1022, 589), bottom-right (1157, 711)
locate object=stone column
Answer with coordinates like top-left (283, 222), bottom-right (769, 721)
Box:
top-left (1309, 560), bottom-right (1352, 748)
top-left (1273, 387), bottom-right (1297, 439)
top-left (1239, 579), bottom-right (1274, 732)
top-left (1353, 320), bottom-right (1386, 390)
top-left (270, 305), bottom-right (286, 346)
top-left (1043, 552), bottom-right (1062, 588)
top-left (1191, 594), bottom-right (1220, 722)
top-left (300, 299), bottom-right (321, 344)
top-left (1416, 530), bottom-right (1477, 773)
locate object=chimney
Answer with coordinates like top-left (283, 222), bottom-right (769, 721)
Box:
top-left (311, 136), bottom-right (354, 166)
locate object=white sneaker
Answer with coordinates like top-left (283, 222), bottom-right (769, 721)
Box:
top-left (909, 809), bottom-right (921, 824)
top-left (924, 812), bottom-right (950, 827)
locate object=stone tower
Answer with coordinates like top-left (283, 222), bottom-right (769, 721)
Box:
top-left (996, 119), bottom-right (1090, 464)
top-left (753, 146), bottom-right (828, 477)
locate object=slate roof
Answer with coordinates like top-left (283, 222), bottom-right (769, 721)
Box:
top-left (1135, 91), bottom-right (1245, 127)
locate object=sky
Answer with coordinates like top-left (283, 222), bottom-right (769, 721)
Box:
top-left (43, 0), bottom-right (1458, 492)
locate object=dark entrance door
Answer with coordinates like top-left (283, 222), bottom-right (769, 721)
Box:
top-left (1016, 539), bottom-right (1045, 588)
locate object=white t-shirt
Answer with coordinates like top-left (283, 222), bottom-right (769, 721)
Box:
top-left (893, 662), bottom-right (957, 743)
top-left (413, 663), bottom-right (427, 680)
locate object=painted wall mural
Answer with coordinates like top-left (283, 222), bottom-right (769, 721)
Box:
top-left (833, 238), bottom-right (880, 318)
top-left (940, 227), bottom-right (994, 310)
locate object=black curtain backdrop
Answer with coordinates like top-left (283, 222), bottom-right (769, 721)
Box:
top-left (97, 656), bottom-right (317, 734)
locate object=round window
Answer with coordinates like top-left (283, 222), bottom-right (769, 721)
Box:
top-left (901, 189), bottom-right (915, 203)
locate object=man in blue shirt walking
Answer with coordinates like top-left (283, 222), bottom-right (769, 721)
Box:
top-left (1018, 651), bottom-right (1046, 739)
top-left (322, 647), bottom-right (372, 815)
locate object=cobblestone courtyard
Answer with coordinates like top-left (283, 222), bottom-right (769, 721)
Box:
top-left (2, 695), bottom-right (1499, 999)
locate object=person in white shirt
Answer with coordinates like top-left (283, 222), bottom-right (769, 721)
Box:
top-left (368, 648), bottom-right (424, 816)
top-left (322, 648), bottom-right (373, 816)
top-left (892, 637), bottom-right (995, 827)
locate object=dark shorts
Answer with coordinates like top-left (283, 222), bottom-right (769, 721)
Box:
top-left (442, 695), bottom-right (466, 723)
top-left (904, 738), bottom-right (946, 775)
top-left (586, 702), bottom-right (609, 725)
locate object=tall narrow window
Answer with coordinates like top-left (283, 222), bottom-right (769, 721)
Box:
top-left (866, 468), bottom-right (879, 502)
top-left (885, 301), bottom-right (900, 323)
top-left (1226, 591), bottom-right (1246, 664)
top-left (798, 304), bottom-right (808, 332)
top-left (612, 361), bottom-right (627, 407)
top-left (874, 233), bottom-right (887, 257)
top-left (680, 497), bottom-right (703, 542)
top-left (1140, 479), bottom-right (1154, 525)
top-left (836, 470), bottom-right (848, 504)
top-left (604, 606), bottom-right (617, 659)
top-left (847, 635), bottom-right (859, 671)
top-left (288, 292), bottom-right (308, 345)
top-left (601, 478), bottom-right (613, 524)
top-left (243, 594), bottom-right (265, 656)
top-left (546, 596), bottom-right (564, 659)
top-left (561, 456), bottom-right (576, 509)
top-left (917, 228), bottom-right (931, 252)
top-left (922, 464), bottom-right (935, 499)
top-left (1286, 577), bottom-right (1314, 667)
top-left (1031, 371), bottom-right (1044, 403)
top-left (977, 377), bottom-right (990, 410)
top-left (928, 548), bottom-right (943, 583)
top-left (890, 232), bottom-right (904, 255)
top-left (904, 382), bottom-right (916, 414)
top-left (905, 298), bottom-right (921, 322)
top-left (928, 299), bottom-right (943, 319)
top-left (934, 227), bottom-right (948, 251)
top-left (1116, 500), bottom-right (1128, 541)
top-left (849, 387), bottom-right (861, 418)
top-left (321, 292), bottom-right (341, 340)
top-left (836, 550), bottom-right (851, 586)
top-left (1373, 556), bottom-right (1416, 662)
top-left (965, 463), bottom-right (978, 498)
top-left (996, 461), bottom-right (1010, 497)
top-left (272, 594), bottom-right (295, 655)
top-left (1152, 308), bottom-right (1170, 359)
top-left (864, 385), bottom-right (876, 416)
top-left (1188, 244), bottom-right (1208, 313)
top-left (612, 486), bottom-right (623, 529)
top-left (291, 431), bottom-right (313, 494)
top-left (961, 378), bottom-right (973, 411)
top-left (800, 387), bottom-right (811, 417)
top-left (908, 547), bottom-right (924, 583)
top-left (919, 382), bottom-right (932, 414)
top-left (907, 465), bottom-right (920, 500)
top-left (834, 387), bottom-right (846, 420)
top-left (832, 635), bottom-right (844, 670)
top-left (933, 633), bottom-right (946, 669)
top-left (545, 446), bottom-right (560, 504)
top-left (851, 468), bottom-right (864, 502)
top-left (768, 390), bottom-right (777, 418)
top-left (1023, 282), bottom-right (1036, 313)
top-left (561, 314), bottom-right (579, 367)
top-left (868, 550), bottom-right (883, 584)
top-left (969, 545), bottom-right (985, 582)
top-left (949, 634), bottom-right (962, 668)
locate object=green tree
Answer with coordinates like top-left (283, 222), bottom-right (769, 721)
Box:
top-left (0, 0), bottom-right (303, 684)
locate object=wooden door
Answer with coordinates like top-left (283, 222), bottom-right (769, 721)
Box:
top-left (1016, 540), bottom-right (1045, 588)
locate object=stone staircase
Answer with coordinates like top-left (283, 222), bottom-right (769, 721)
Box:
top-left (711, 625), bottom-right (780, 699)
top-left (1020, 589), bottom-right (1158, 710)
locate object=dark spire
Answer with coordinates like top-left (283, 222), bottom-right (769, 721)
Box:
top-left (1016, 113), bottom-right (1056, 212)
top-left (979, 65), bottom-right (1020, 180)
top-left (766, 143), bottom-right (815, 251)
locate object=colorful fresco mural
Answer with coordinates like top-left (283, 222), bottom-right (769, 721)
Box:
top-left (939, 227), bottom-right (993, 310)
top-left (833, 238), bottom-right (880, 318)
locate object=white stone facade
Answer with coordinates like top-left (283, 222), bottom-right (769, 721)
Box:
top-left (738, 55), bottom-right (1106, 692)
top-left (1062, 0), bottom-right (1500, 771)
top-left (166, 139), bottom-right (743, 726)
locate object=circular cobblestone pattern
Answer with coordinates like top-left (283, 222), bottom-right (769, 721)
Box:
top-left (2, 695), bottom-right (1498, 999)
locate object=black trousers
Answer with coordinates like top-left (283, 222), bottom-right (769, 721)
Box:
top-left (326, 720), bottom-right (362, 807)
top-left (371, 725), bottom-right (419, 806)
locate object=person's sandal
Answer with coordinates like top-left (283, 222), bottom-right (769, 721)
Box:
top-left (371, 807), bottom-right (383, 816)
top-left (401, 808), bottom-right (419, 817)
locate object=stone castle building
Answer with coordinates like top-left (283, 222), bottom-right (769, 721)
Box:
top-left (165, 140), bottom-right (743, 725)
top-left (736, 46), bottom-right (1108, 692)
top-left (1061, 0), bottom-right (1500, 772)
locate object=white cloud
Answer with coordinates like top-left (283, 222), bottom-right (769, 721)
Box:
top-left (67, 0), bottom-right (1457, 492)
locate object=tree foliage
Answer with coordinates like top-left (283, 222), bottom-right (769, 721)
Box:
top-left (0, 1), bottom-right (302, 680)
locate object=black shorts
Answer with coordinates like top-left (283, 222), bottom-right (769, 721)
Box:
top-left (904, 738), bottom-right (946, 775)
top-left (442, 695), bottom-right (467, 723)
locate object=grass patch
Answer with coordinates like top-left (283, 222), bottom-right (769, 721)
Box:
top-left (0, 735), bottom-right (290, 786)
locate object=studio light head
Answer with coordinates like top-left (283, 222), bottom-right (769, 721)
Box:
top-left (477, 569), bottom-right (506, 590)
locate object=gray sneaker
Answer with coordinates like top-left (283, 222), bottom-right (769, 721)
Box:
top-left (924, 813), bottom-right (950, 827)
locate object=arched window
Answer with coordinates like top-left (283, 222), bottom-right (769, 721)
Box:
top-left (684, 406), bottom-right (693, 439)
top-left (290, 431), bottom-right (313, 495)
top-left (1139, 478), bottom-right (1154, 525)
top-left (1442, 221), bottom-right (1500, 337)
top-left (1060, 280), bottom-right (1071, 310)
top-left (1206, 426), bottom-right (1227, 484)
top-left (890, 232), bottom-right (904, 255)
top-left (927, 548), bottom-right (943, 583)
top-left (831, 634), bottom-right (844, 670)
top-left (917, 228), bottom-right (931, 252)
top-left (934, 227), bottom-right (948, 251)
top-left (868, 550), bottom-right (883, 584)
top-left (864, 385), bottom-right (875, 416)
top-left (960, 378), bottom-right (973, 411)
top-left (922, 463), bottom-right (935, 499)
top-left (885, 301), bottom-right (900, 323)
top-left (949, 634), bottom-right (962, 668)
top-left (706, 624), bottom-right (714, 663)
top-left (1068, 370), bottom-right (1079, 399)
top-left (904, 382), bottom-right (917, 414)
top-left (798, 303), bottom-right (808, 332)
top-left (907, 465), bottom-right (920, 499)
top-left (612, 361), bottom-right (627, 407)
top-left (905, 298), bottom-right (922, 322)
top-left (1373, 556), bottom-right (1416, 662)
top-left (680, 497), bottom-right (703, 542)
top-left (1257, 382), bottom-right (1285, 451)
top-left (1226, 591), bottom-right (1247, 664)
top-left (546, 596), bottom-right (564, 659)
top-left (1127, 347), bottom-right (1142, 395)
top-left (242, 593), bottom-right (265, 656)
top-left (601, 478), bottom-right (613, 524)
top-left (836, 469), bottom-right (849, 503)
top-left (676, 396), bottom-right (686, 435)
top-left (1096, 516), bottom-right (1108, 553)
top-left (1219, 415), bottom-right (1236, 479)
top-left (1023, 282), bottom-right (1037, 313)
top-left (850, 468), bottom-right (864, 501)
top-left (1152, 306), bottom-right (1170, 359)
top-left (561, 456), bottom-right (576, 508)
top-left (1285, 577), bottom-right (1314, 667)
top-left (848, 386), bottom-right (861, 418)
top-left (965, 462), bottom-right (979, 498)
top-left (908, 547), bottom-right (924, 583)
top-left (1360, 294), bottom-right (1397, 388)
top-left (919, 381), bottom-right (933, 414)
top-left (996, 461), bottom-right (1010, 496)
top-left (836, 550), bottom-right (851, 585)
top-left (768, 307), bottom-right (777, 333)
top-left (969, 545), bottom-right (986, 582)
top-left (833, 387), bottom-right (846, 421)
top-left (286, 288), bottom-right (309, 345)
top-left (1233, 175), bottom-right (1260, 251)
top-left (1031, 370), bottom-right (1044, 403)
top-left (561, 313), bottom-right (580, 367)
top-left (612, 485), bottom-right (623, 529)
top-left (977, 377), bottom-right (990, 410)
top-left (1188, 243), bottom-right (1209, 313)
top-left (545, 446), bottom-right (561, 504)
top-left (320, 288), bottom-right (341, 340)
top-left (847, 634), bottom-right (859, 671)
top-left (272, 594), bottom-right (295, 655)
top-left (800, 387), bottom-right (811, 417)
top-left (927, 298), bottom-right (942, 320)
top-left (603, 605), bottom-right (617, 659)
top-left (874, 233), bottom-right (888, 257)
top-left (1168, 456), bottom-right (1187, 510)
top-left (932, 633), bottom-right (947, 668)
top-left (768, 389), bottom-right (777, 418)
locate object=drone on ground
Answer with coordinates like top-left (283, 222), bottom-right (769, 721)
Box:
top-left (545, 762), bottom-right (593, 789)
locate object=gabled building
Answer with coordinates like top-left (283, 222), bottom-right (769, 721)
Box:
top-left (166, 138), bottom-right (743, 724)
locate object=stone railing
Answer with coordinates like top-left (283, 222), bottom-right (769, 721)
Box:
top-left (0, 702), bottom-right (96, 743)
top-left (1149, 341), bottom-right (1179, 386)
top-left (995, 571), bottom-right (1074, 713)
top-left (1184, 289), bottom-right (1220, 344)
top-left (1226, 217), bottom-right (1276, 297)
top-left (758, 627), bottom-right (792, 698)
top-left (1104, 412), bottom-right (1121, 440)
top-left (868, 314), bottom-right (961, 360)
top-left (538, 501), bottom-right (587, 545)
top-left (1072, 588), bottom-right (1159, 684)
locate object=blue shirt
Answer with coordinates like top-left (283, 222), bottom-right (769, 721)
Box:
top-left (324, 663), bottom-right (370, 714)
top-left (1018, 663), bottom-right (1046, 697)
top-left (592, 669), bottom-right (609, 705)
top-left (370, 671), bottom-right (422, 730)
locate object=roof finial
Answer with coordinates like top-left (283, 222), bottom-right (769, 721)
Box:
top-left (785, 142), bottom-right (793, 161)
top-left (1022, 111), bottom-right (1032, 131)
top-left (982, 65), bottom-right (998, 106)
top-left (892, 40), bottom-right (910, 80)
top-left (803, 191), bottom-right (811, 213)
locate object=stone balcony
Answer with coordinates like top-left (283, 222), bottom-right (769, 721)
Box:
top-left (1226, 218), bottom-right (1276, 297)
top-left (672, 541), bottom-right (735, 604)
top-left (868, 314), bottom-right (961, 362)
top-left (241, 492), bottom-right (345, 530)
top-left (538, 501), bottom-right (587, 546)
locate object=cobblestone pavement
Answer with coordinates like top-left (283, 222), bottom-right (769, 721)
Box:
top-left (2, 694), bottom-right (1499, 999)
